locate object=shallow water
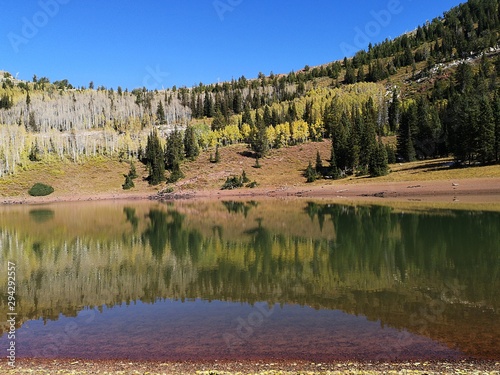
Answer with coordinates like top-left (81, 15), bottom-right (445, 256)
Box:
top-left (1, 199), bottom-right (499, 361)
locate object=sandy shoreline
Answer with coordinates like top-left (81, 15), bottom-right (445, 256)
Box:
top-left (1, 358), bottom-right (499, 374)
top-left (2, 176), bottom-right (500, 205)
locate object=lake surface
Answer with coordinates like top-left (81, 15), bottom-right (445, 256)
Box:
top-left (0, 199), bottom-right (499, 361)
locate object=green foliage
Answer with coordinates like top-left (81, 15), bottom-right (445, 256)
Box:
top-left (241, 170), bottom-right (250, 184)
top-left (145, 128), bottom-right (165, 185)
top-left (221, 175), bottom-right (243, 190)
top-left (28, 183), bottom-right (54, 197)
top-left (315, 150), bottom-right (323, 173)
top-left (250, 111), bottom-right (269, 158)
top-left (29, 141), bottom-right (41, 162)
top-left (0, 94), bottom-right (13, 110)
top-left (164, 127), bottom-right (184, 170)
top-left (221, 170), bottom-right (255, 190)
top-left (304, 161), bottom-right (317, 183)
top-left (385, 144), bottom-right (396, 164)
top-left (167, 160), bottom-right (184, 183)
top-left (184, 125), bottom-right (199, 159)
top-left (122, 174), bottom-right (135, 190)
top-left (122, 162), bottom-right (138, 190)
top-left (397, 104), bottom-right (416, 162)
top-left (369, 141), bottom-right (389, 177)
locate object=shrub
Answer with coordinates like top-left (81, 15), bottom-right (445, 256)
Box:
top-left (221, 176), bottom-right (243, 190)
top-left (28, 183), bottom-right (54, 197)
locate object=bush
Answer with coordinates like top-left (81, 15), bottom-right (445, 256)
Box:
top-left (28, 183), bottom-right (54, 197)
top-left (221, 176), bottom-right (243, 190)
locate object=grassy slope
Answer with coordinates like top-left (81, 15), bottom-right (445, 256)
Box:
top-left (1, 140), bottom-right (499, 199)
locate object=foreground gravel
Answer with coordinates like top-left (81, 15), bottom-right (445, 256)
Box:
top-left (0, 359), bottom-right (498, 375)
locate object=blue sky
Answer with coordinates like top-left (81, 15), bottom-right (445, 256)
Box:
top-left (1, 0), bottom-right (463, 90)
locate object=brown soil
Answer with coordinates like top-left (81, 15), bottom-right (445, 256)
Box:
top-left (3, 176), bottom-right (499, 206)
top-left (1, 358), bottom-right (499, 374)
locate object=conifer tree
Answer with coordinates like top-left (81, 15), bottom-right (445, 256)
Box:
top-left (369, 140), bottom-right (389, 177)
top-left (388, 89), bottom-right (400, 133)
top-left (478, 95), bottom-right (495, 164)
top-left (184, 125), bottom-right (199, 159)
top-left (397, 105), bottom-right (416, 162)
top-left (329, 143), bottom-right (340, 179)
top-left (145, 128), bottom-right (165, 185)
top-left (165, 128), bottom-right (185, 170)
top-left (494, 93), bottom-right (500, 163)
top-left (305, 161), bottom-right (317, 183)
top-left (156, 101), bottom-right (165, 123)
top-left (315, 150), bottom-right (323, 175)
top-left (250, 110), bottom-right (269, 158)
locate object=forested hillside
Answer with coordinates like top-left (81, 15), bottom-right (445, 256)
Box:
top-left (1, 0), bottom-right (499, 185)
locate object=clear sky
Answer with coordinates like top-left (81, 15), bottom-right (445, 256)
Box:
top-left (1, 0), bottom-right (464, 90)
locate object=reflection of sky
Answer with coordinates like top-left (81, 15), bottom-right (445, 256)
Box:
top-left (2, 299), bottom-right (464, 361)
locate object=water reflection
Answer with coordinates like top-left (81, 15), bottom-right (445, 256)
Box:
top-left (0, 200), bottom-right (499, 360)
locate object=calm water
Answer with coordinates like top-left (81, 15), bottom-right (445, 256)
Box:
top-left (0, 199), bottom-right (499, 361)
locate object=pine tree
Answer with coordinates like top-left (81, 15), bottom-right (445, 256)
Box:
top-left (369, 140), bottom-right (389, 177)
top-left (145, 128), bottom-right (165, 185)
top-left (184, 125), bottom-right (199, 159)
top-left (250, 110), bottom-right (269, 158)
top-left (478, 95), bottom-right (495, 164)
top-left (315, 150), bottom-right (323, 175)
top-left (165, 128), bottom-right (185, 170)
top-left (211, 109), bottom-right (226, 131)
top-left (397, 104), bottom-right (416, 162)
top-left (494, 93), bottom-right (500, 163)
top-left (329, 143), bottom-right (340, 179)
top-left (332, 112), bottom-right (351, 173)
top-left (156, 101), bottom-right (165, 123)
top-left (388, 89), bottom-right (400, 133)
top-left (242, 104), bottom-right (253, 126)
top-left (305, 161), bottom-right (317, 183)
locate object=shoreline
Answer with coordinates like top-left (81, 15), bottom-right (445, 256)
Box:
top-left (1, 358), bottom-right (499, 374)
top-left (2, 176), bottom-right (500, 206)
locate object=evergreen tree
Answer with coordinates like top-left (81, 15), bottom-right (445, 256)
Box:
top-left (494, 93), bottom-right (500, 163)
top-left (211, 109), bottom-right (226, 131)
top-left (397, 104), bottom-right (416, 162)
top-left (415, 96), bottom-right (435, 159)
top-left (305, 161), bottom-right (317, 183)
top-left (263, 105), bottom-right (272, 127)
top-left (478, 95), bottom-right (495, 164)
top-left (156, 101), bottom-right (165, 123)
top-left (204, 93), bottom-right (214, 117)
top-left (184, 125), bottom-right (199, 159)
top-left (145, 128), bottom-right (165, 185)
top-left (332, 112), bottom-right (351, 172)
top-left (369, 140), bottom-right (389, 177)
top-left (315, 150), bottom-right (323, 174)
top-left (388, 89), bottom-right (400, 133)
top-left (165, 128), bottom-right (185, 170)
top-left (328, 142), bottom-right (340, 179)
top-left (242, 104), bottom-right (253, 126)
top-left (250, 110), bottom-right (269, 158)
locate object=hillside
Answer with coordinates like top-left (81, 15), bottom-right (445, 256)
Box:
top-left (0, 0), bottom-right (499, 198)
